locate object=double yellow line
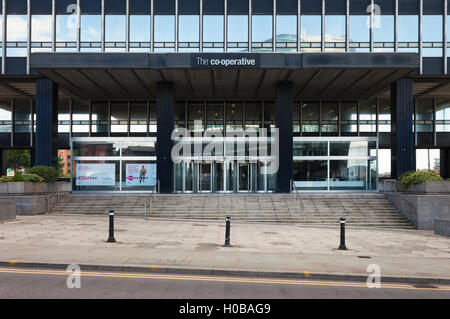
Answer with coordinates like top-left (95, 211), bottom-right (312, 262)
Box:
top-left (0, 267), bottom-right (449, 291)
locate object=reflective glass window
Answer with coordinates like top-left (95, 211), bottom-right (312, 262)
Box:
top-left (422, 15), bottom-right (443, 57)
top-left (58, 99), bottom-right (70, 133)
top-left (359, 99), bottom-right (377, 133)
top-left (321, 102), bottom-right (338, 133)
top-left (13, 99), bottom-right (31, 133)
top-left (56, 14), bottom-right (77, 52)
top-left (276, 15), bottom-right (297, 43)
top-left (228, 15), bottom-right (248, 43)
top-left (105, 15), bottom-right (126, 52)
top-left (325, 15), bottom-right (345, 45)
top-left (174, 102), bottom-right (186, 129)
top-left (188, 103), bottom-right (205, 132)
top-left (341, 102), bottom-right (358, 133)
top-left (179, 15), bottom-right (199, 43)
top-left (203, 15), bottom-right (224, 43)
top-left (91, 102), bottom-right (109, 135)
top-left (130, 102), bottom-right (147, 134)
top-left (349, 15), bottom-right (370, 52)
top-left (378, 99), bottom-right (391, 132)
top-left (149, 103), bottom-right (157, 133)
top-left (378, 149), bottom-right (391, 178)
top-left (245, 102), bottom-right (262, 132)
top-left (226, 102), bottom-right (243, 133)
top-left (7, 15), bottom-right (27, 56)
top-left (206, 102), bottom-right (224, 132)
top-left (436, 100), bottom-right (450, 132)
top-left (0, 99), bottom-right (12, 133)
top-left (263, 102), bottom-right (276, 133)
top-left (31, 15), bottom-right (52, 52)
top-left (110, 102), bottom-right (128, 134)
top-left (154, 15), bottom-right (175, 42)
top-left (398, 15), bottom-right (418, 53)
top-left (301, 102), bottom-right (319, 133)
top-left (130, 15), bottom-right (150, 42)
top-left (416, 99), bottom-right (434, 132)
top-left (300, 15), bottom-right (321, 52)
top-left (72, 100), bottom-right (89, 133)
top-left (373, 15), bottom-right (394, 52)
top-left (80, 15), bottom-right (101, 52)
top-left (252, 15), bottom-right (272, 42)
top-left (416, 149), bottom-right (440, 172)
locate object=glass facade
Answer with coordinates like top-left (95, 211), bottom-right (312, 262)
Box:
top-left (0, 0), bottom-right (446, 71)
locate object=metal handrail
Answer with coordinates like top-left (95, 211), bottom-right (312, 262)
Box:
top-left (45, 190), bottom-right (60, 214)
top-left (144, 179), bottom-right (160, 220)
top-left (291, 179), bottom-right (304, 210)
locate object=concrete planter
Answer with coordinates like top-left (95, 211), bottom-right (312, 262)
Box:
top-left (434, 219), bottom-right (450, 237)
top-left (0, 182), bottom-right (71, 194)
top-left (398, 181), bottom-right (450, 194)
top-left (0, 200), bottom-right (16, 221)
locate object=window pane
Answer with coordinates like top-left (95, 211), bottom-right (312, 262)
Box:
top-left (130, 102), bottom-right (147, 133)
top-left (359, 99), bottom-right (377, 133)
top-left (7, 15), bottom-right (27, 56)
top-left (321, 102), bottom-right (338, 133)
top-left (179, 15), bottom-right (199, 43)
top-left (154, 15), bottom-right (175, 42)
top-left (91, 102), bottom-right (109, 135)
top-left (398, 15), bottom-right (418, 53)
top-left (423, 15), bottom-right (443, 57)
top-left (245, 102), bottom-right (262, 132)
top-left (111, 102), bottom-right (128, 134)
top-left (106, 15), bottom-right (126, 42)
top-left (252, 15), bottom-right (272, 42)
top-left (203, 15), bottom-right (224, 42)
top-left (341, 102), bottom-right (358, 133)
top-left (72, 100), bottom-right (89, 133)
top-left (0, 99), bottom-right (12, 133)
top-left (293, 160), bottom-right (328, 190)
top-left (349, 15), bottom-right (370, 42)
top-left (301, 15), bottom-right (321, 51)
top-left (416, 149), bottom-right (440, 172)
top-left (373, 15), bottom-right (394, 42)
top-left (130, 15), bottom-right (150, 42)
top-left (226, 102), bottom-right (243, 132)
top-left (416, 99), bottom-right (434, 132)
top-left (228, 15), bottom-right (248, 42)
top-left (302, 102), bottom-right (319, 133)
top-left (276, 15), bottom-right (297, 43)
top-left (188, 102), bottom-right (204, 132)
top-left (325, 15), bottom-right (345, 42)
top-left (58, 99), bottom-right (70, 133)
top-left (56, 15), bottom-right (77, 52)
top-left (378, 149), bottom-right (391, 178)
top-left (32, 15), bottom-right (52, 42)
top-left (436, 100), bottom-right (450, 132)
top-left (14, 99), bottom-right (31, 133)
top-left (378, 99), bottom-right (391, 132)
top-left (206, 102), bottom-right (224, 132)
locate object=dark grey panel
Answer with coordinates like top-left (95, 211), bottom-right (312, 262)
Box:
top-left (374, 0), bottom-right (395, 14)
top-left (0, 133), bottom-right (10, 148)
top-left (56, 133), bottom-right (71, 149)
top-left (154, 0), bottom-right (175, 14)
top-left (228, 0), bottom-right (249, 14)
top-left (14, 133), bottom-right (31, 148)
top-left (325, 0), bottom-right (346, 14)
top-left (105, 0), bottom-right (126, 14)
top-left (423, 0), bottom-right (444, 14)
top-left (276, 0), bottom-right (297, 14)
top-left (423, 58), bottom-right (444, 75)
top-left (437, 133), bottom-right (450, 147)
top-left (7, 0), bottom-right (27, 14)
top-left (398, 0), bottom-right (419, 14)
top-left (56, 0), bottom-right (76, 14)
top-left (32, 0), bottom-right (52, 14)
top-left (252, 0), bottom-right (273, 14)
top-left (416, 132), bottom-right (434, 146)
top-left (6, 58), bottom-right (27, 75)
top-left (31, 53), bottom-right (149, 68)
top-left (179, 0), bottom-right (200, 14)
top-left (130, 0), bottom-right (151, 14)
top-left (203, 0), bottom-right (224, 14)
top-left (301, 0), bottom-right (321, 14)
top-left (350, 0), bottom-right (371, 14)
top-left (81, 0), bottom-right (101, 14)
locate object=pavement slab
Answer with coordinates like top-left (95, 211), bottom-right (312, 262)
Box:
top-left (0, 214), bottom-right (449, 283)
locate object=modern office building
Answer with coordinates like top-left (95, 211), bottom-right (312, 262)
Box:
top-left (0, 0), bottom-right (449, 194)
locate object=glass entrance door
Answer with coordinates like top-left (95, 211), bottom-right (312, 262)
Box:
top-left (200, 163), bottom-right (212, 192)
top-left (213, 162), bottom-right (224, 192)
top-left (238, 162), bottom-right (250, 192)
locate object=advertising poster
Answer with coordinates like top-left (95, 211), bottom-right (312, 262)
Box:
top-left (75, 163), bottom-right (116, 186)
top-left (125, 163), bottom-right (156, 186)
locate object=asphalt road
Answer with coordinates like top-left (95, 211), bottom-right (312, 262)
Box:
top-left (0, 267), bottom-right (449, 299)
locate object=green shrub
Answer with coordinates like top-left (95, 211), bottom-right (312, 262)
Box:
top-left (27, 166), bottom-right (59, 183)
top-left (23, 173), bottom-right (45, 182)
top-left (398, 170), bottom-right (443, 188)
top-left (0, 176), bottom-right (13, 183)
top-left (12, 171), bottom-right (25, 182)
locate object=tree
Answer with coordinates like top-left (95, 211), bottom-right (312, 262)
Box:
top-left (7, 150), bottom-right (31, 172)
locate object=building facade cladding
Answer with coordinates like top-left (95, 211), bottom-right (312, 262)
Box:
top-left (0, 0), bottom-right (449, 193)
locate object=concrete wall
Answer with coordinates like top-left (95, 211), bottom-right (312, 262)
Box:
top-left (0, 195), bottom-right (58, 215)
top-left (386, 192), bottom-right (450, 230)
top-left (434, 219), bottom-right (450, 237)
top-left (0, 200), bottom-right (16, 221)
top-left (398, 181), bottom-right (450, 194)
top-left (0, 182), bottom-right (71, 194)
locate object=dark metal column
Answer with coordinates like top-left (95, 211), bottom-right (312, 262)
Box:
top-left (35, 79), bottom-right (58, 167)
top-left (440, 148), bottom-right (450, 179)
top-left (276, 81), bottom-right (293, 193)
top-left (0, 149), bottom-right (5, 175)
top-left (391, 78), bottom-right (414, 179)
top-left (156, 82), bottom-right (174, 194)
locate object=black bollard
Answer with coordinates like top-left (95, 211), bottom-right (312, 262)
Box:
top-left (224, 215), bottom-right (231, 247)
top-left (338, 217), bottom-right (347, 250)
top-left (107, 210), bottom-right (116, 243)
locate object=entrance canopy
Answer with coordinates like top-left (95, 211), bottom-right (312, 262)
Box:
top-left (30, 52), bottom-right (419, 101)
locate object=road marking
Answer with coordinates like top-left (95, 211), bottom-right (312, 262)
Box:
top-left (0, 267), bottom-right (449, 291)
top-left (9, 259), bottom-right (19, 266)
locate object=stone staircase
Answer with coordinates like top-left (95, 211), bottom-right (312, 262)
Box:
top-left (50, 193), bottom-right (414, 229)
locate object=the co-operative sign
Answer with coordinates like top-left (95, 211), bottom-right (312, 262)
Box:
top-left (192, 54), bottom-right (259, 68)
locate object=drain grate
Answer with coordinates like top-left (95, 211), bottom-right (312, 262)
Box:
top-left (357, 256), bottom-right (372, 259)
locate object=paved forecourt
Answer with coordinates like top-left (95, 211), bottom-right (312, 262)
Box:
top-left (0, 214), bottom-right (449, 283)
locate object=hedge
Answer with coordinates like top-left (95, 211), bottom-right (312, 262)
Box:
top-left (398, 170), bottom-right (444, 189)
